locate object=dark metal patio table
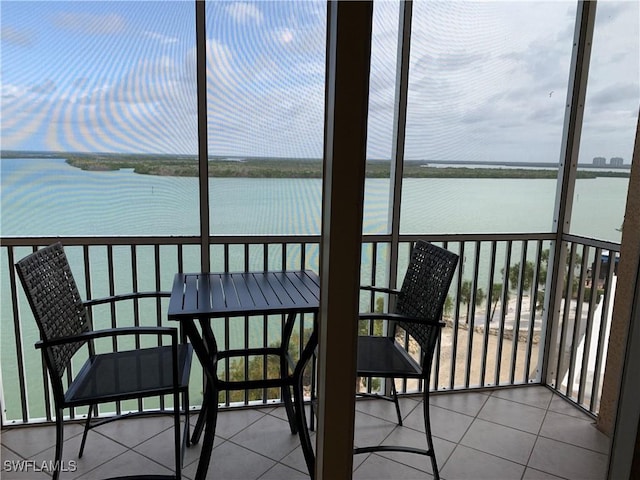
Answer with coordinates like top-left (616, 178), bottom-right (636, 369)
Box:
top-left (168, 270), bottom-right (320, 480)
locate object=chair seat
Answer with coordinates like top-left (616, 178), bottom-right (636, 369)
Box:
top-left (65, 344), bottom-right (193, 406)
top-left (357, 336), bottom-right (422, 378)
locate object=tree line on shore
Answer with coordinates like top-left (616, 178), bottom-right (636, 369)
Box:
top-left (2, 151), bottom-right (629, 179)
top-left (67, 155), bottom-right (630, 179)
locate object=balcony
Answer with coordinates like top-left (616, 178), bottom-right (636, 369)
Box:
top-left (1, 386), bottom-right (610, 480)
top-left (0, 234), bottom-right (621, 479)
top-left (1, 1), bottom-right (638, 478)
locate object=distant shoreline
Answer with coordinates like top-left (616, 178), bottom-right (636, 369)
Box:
top-left (1, 151), bottom-right (630, 179)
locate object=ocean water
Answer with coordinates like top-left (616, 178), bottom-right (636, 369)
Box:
top-left (0, 157), bottom-right (627, 239)
top-left (0, 157), bottom-right (629, 421)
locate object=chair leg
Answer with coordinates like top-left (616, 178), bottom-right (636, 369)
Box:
top-left (53, 408), bottom-right (64, 480)
top-left (423, 390), bottom-right (439, 480)
top-left (78, 404), bottom-right (95, 458)
top-left (184, 389), bottom-right (191, 448)
top-left (391, 381), bottom-right (403, 426)
top-left (174, 390), bottom-right (182, 480)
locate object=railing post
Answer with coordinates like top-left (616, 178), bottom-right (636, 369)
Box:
top-left (542, 0), bottom-right (596, 388)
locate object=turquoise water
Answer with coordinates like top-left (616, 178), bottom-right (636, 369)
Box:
top-left (0, 157), bottom-right (628, 421)
top-left (0, 157), bottom-right (627, 239)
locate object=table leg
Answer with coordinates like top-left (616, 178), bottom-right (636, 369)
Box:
top-left (281, 312), bottom-right (299, 434)
top-left (194, 391), bottom-right (218, 480)
top-left (185, 320), bottom-right (214, 445)
top-left (294, 372), bottom-right (315, 480)
top-left (292, 319), bottom-right (318, 479)
top-left (191, 382), bottom-right (211, 444)
top-left (280, 379), bottom-right (297, 435)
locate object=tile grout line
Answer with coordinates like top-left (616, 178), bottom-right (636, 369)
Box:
top-left (521, 392), bottom-right (567, 480)
top-left (438, 389), bottom-right (491, 475)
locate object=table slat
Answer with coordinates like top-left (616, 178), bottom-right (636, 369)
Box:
top-left (183, 275), bottom-right (201, 312)
top-left (267, 272), bottom-right (305, 309)
top-left (292, 272), bottom-right (320, 304)
top-left (218, 274), bottom-right (241, 311)
top-left (240, 273), bottom-right (270, 310)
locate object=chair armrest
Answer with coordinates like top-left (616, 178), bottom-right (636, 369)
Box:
top-left (83, 291), bottom-right (170, 307)
top-left (35, 326), bottom-right (178, 349)
top-left (358, 312), bottom-right (444, 328)
top-left (360, 285), bottom-right (401, 296)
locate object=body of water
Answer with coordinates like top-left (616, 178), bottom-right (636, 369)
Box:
top-left (0, 157), bottom-right (629, 421)
top-left (0, 157), bottom-right (628, 240)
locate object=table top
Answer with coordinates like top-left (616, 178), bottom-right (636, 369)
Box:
top-left (168, 270), bottom-right (320, 319)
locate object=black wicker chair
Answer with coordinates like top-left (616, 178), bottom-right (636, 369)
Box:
top-left (15, 243), bottom-right (193, 480)
top-left (355, 240), bottom-right (458, 480)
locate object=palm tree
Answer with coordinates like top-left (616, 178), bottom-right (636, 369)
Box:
top-left (507, 249), bottom-right (551, 311)
top-left (490, 282), bottom-right (510, 322)
top-left (460, 280), bottom-right (485, 325)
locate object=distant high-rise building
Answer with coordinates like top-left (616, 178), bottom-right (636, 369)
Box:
top-left (593, 156), bottom-right (606, 166)
top-left (610, 157), bottom-right (624, 166)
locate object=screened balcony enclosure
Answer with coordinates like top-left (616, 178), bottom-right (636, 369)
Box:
top-left (1, 0), bottom-right (639, 479)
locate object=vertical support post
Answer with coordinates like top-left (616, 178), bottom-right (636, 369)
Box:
top-left (316, 2), bottom-right (373, 479)
top-left (541, 0), bottom-right (596, 385)
top-left (382, 0), bottom-right (413, 398)
top-left (196, 1), bottom-right (210, 273)
top-left (387, 1), bottom-right (413, 292)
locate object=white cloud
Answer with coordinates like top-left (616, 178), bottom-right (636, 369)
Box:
top-left (29, 79), bottom-right (58, 95)
top-left (206, 38), bottom-right (236, 91)
top-left (1, 25), bottom-right (34, 47)
top-left (52, 12), bottom-right (127, 35)
top-left (398, 1), bottom-right (582, 162)
top-left (143, 31), bottom-right (179, 45)
top-left (278, 28), bottom-right (294, 45)
top-left (225, 2), bottom-right (263, 25)
top-left (0, 82), bottom-right (27, 100)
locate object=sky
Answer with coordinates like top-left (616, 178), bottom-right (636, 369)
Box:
top-left (1, 0), bottom-right (638, 164)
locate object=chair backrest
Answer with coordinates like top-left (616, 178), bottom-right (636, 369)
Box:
top-left (394, 240), bottom-right (459, 357)
top-left (15, 243), bottom-right (91, 380)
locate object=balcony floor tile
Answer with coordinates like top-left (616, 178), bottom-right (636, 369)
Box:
top-left (491, 385), bottom-right (554, 410)
top-left (429, 390), bottom-right (490, 417)
top-left (539, 410), bottom-right (610, 454)
top-left (477, 395), bottom-right (547, 434)
top-left (378, 426), bottom-right (457, 474)
top-left (93, 414), bottom-right (175, 449)
top-left (522, 466), bottom-right (566, 479)
top-left (76, 450), bottom-right (173, 480)
top-left (528, 436), bottom-right (609, 480)
top-left (1, 423), bottom-right (83, 459)
top-left (440, 444), bottom-right (526, 480)
top-left (1, 386), bottom-right (610, 480)
top-left (460, 418), bottom-right (537, 465)
top-left (35, 429), bottom-right (129, 479)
